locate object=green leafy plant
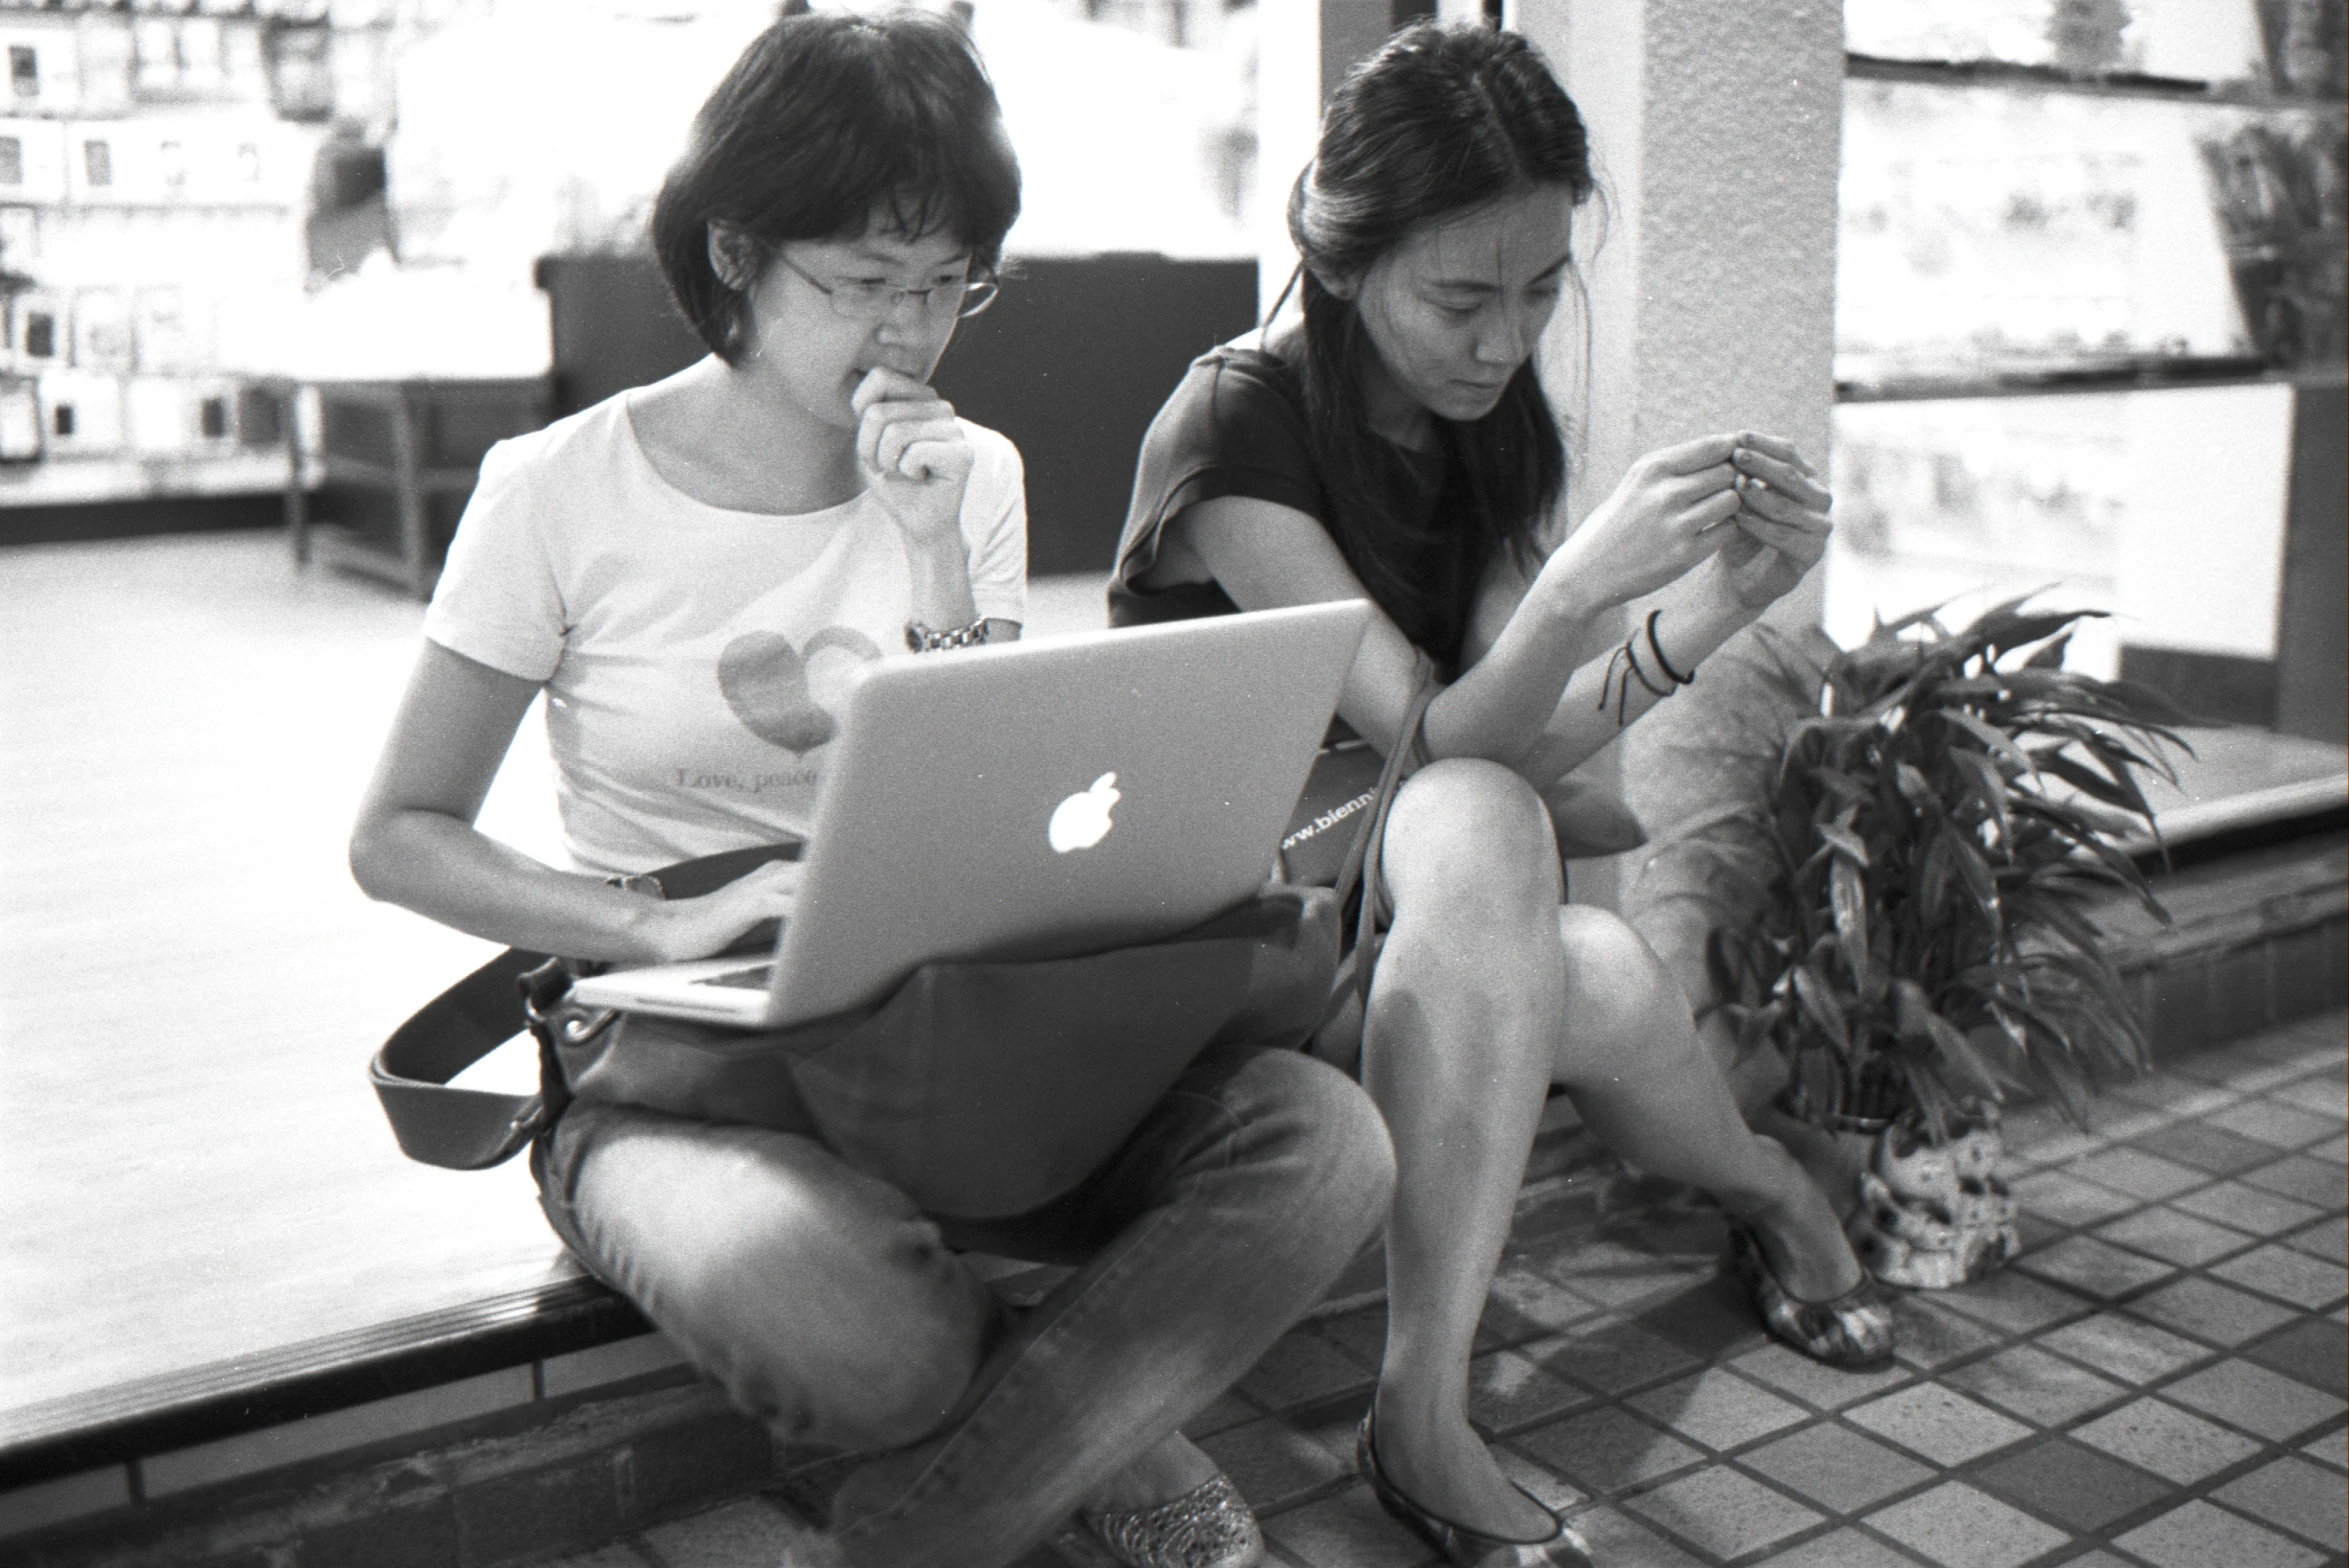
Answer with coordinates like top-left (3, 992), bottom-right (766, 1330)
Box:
top-left (1694, 596), bottom-right (2191, 1141)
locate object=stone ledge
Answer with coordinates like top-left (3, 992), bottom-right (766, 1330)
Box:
top-left (3, 1384), bottom-right (774, 1568)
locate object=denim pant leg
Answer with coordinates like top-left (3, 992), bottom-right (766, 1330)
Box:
top-left (827, 1045), bottom-right (1395, 1568)
top-left (537, 1100), bottom-right (1004, 1453)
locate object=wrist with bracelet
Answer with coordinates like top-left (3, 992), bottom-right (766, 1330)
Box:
top-left (905, 617), bottom-right (991, 653)
top-left (1597, 610), bottom-right (1697, 727)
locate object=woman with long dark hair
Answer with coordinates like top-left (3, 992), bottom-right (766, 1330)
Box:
top-left (352, 15), bottom-right (1390, 1566)
top-left (1116, 24), bottom-right (1888, 1566)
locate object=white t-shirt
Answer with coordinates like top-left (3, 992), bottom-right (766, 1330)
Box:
top-left (424, 391), bottom-right (1027, 875)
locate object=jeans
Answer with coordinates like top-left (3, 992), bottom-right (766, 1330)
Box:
top-left (534, 1043), bottom-right (1395, 1568)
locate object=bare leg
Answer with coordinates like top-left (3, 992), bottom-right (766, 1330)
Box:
top-left (1360, 765), bottom-right (1868, 1542)
top-left (1360, 761), bottom-right (1569, 1541)
top-left (1547, 906), bottom-right (1861, 1300)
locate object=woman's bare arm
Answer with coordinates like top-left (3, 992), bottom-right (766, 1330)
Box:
top-left (349, 641), bottom-right (798, 963)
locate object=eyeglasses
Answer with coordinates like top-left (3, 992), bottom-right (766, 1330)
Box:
top-left (771, 252), bottom-right (1000, 321)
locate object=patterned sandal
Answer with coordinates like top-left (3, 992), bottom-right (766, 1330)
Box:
top-left (1730, 1224), bottom-right (1897, 1371)
top-left (1084, 1470), bottom-right (1266, 1568)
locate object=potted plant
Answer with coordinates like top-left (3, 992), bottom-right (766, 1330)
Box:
top-left (1626, 596), bottom-right (2188, 1287)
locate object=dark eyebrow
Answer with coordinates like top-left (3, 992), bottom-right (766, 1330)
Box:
top-left (1424, 250), bottom-right (1575, 292)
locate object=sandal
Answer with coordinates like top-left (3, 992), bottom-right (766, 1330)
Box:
top-left (1356, 1412), bottom-right (1596, 1567)
top-left (1729, 1224), bottom-right (1897, 1371)
top-left (1083, 1470), bottom-right (1265, 1568)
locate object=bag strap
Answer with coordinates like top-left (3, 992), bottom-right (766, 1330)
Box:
top-left (368, 840), bottom-right (803, 1170)
top-left (1327, 660), bottom-right (1439, 1018)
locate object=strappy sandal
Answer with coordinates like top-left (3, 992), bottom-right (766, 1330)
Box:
top-left (1356, 1413), bottom-right (1596, 1567)
top-left (1729, 1224), bottom-right (1897, 1371)
top-left (1083, 1470), bottom-right (1265, 1568)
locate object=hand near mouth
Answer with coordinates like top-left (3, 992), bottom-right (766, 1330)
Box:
top-left (851, 366), bottom-right (973, 549)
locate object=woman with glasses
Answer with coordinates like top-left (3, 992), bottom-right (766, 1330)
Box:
top-left (1115, 24), bottom-right (1888, 1567)
top-left (350, 14), bottom-right (1390, 1567)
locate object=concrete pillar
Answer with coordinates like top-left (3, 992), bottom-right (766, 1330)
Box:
top-left (1511, 0), bottom-right (1844, 912)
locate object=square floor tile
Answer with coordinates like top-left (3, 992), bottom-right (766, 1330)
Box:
top-left (1237, 1332), bottom-right (1375, 1412)
top-left (2134, 1121), bottom-right (2289, 1177)
top-left (2284, 1215), bottom-right (2348, 1264)
top-left (1736, 1421), bottom-right (1935, 1516)
top-left (1523, 1317), bottom-right (1701, 1397)
top-left (2127, 1275), bottom-right (2300, 1347)
top-left (1258, 1485), bottom-right (1432, 1568)
top-left (1890, 1293), bottom-right (2011, 1371)
top-left (2069, 1146), bottom-right (2209, 1202)
top-left (2095, 1206), bottom-right (2259, 1268)
top-left (2209, 1099), bottom-right (2344, 1150)
top-left (2006, 1122), bottom-right (2110, 1169)
top-left (2107, 1074), bottom-right (2239, 1116)
top-left (2071, 1397), bottom-right (2263, 1484)
top-left (2010, 1170), bottom-right (2139, 1227)
top-left (1624, 1464), bottom-right (1824, 1561)
top-left (2241, 1154), bottom-right (2348, 1208)
top-left (2243, 1316), bottom-right (2349, 1397)
top-left (1196, 1418), bottom-right (1348, 1511)
top-left (1845, 1384), bottom-right (2034, 1467)
top-left (1753, 1526), bottom-right (1918, 1566)
top-left (1631, 1274), bottom-right (1773, 1361)
top-left (2210, 1243), bottom-right (2349, 1310)
top-left (1865, 1481), bottom-right (2072, 1568)
top-left (1510, 1406), bottom-right (1701, 1497)
top-left (1969, 1435), bottom-right (2172, 1534)
top-left (1942, 1344), bottom-right (2130, 1427)
top-left (2172, 1180), bottom-right (2329, 1237)
top-left (1931, 1269), bottom-right (2093, 1337)
top-left (2013, 1235), bottom-right (2177, 1300)
top-left (1625, 1368), bottom-right (1809, 1453)
top-left (1494, 1446), bottom-right (1585, 1516)
top-left (2161, 1358), bottom-right (2348, 1444)
top-left (2300, 1428), bottom-right (2347, 1469)
top-left (1312, 1304), bottom-right (1390, 1371)
top-left (1467, 1346), bottom-right (1592, 1436)
top-left (2265, 1074), bottom-right (2349, 1120)
top-left (2112, 1498), bottom-right (2326, 1568)
top-left (2216, 1454), bottom-right (2349, 1552)
top-left (1477, 1265), bottom-right (1602, 1349)
top-left (1728, 1341), bottom-right (1913, 1411)
top-left (1563, 1505), bottom-right (1709, 1568)
top-left (2034, 1311), bottom-right (2213, 1386)
top-left (640, 1498), bottom-right (812, 1568)
top-left (1182, 1392), bottom-right (1261, 1441)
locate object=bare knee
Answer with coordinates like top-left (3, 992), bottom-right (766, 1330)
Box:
top-left (1381, 759), bottom-right (1561, 921)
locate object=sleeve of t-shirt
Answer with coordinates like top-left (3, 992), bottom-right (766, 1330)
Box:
top-left (420, 435), bottom-right (568, 683)
top-left (1114, 351), bottom-right (1326, 594)
top-left (960, 420), bottom-right (1028, 627)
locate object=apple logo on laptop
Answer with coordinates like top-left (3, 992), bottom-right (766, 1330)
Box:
top-left (1048, 772), bottom-right (1120, 854)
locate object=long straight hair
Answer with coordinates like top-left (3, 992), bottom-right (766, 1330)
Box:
top-left (1286, 23), bottom-right (1594, 666)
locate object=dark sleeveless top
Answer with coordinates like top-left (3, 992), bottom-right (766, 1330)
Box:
top-left (1109, 344), bottom-right (1480, 676)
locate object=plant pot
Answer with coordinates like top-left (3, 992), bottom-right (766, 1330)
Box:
top-left (1844, 1107), bottom-right (2020, 1290)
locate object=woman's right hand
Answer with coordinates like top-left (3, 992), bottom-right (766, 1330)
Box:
top-left (1541, 431), bottom-right (1812, 611)
top-left (634, 858), bottom-right (804, 965)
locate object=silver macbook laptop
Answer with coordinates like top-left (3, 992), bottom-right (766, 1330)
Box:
top-left (567, 599), bottom-right (1372, 1028)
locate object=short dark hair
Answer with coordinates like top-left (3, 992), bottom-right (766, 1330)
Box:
top-left (652, 12), bottom-right (1022, 363)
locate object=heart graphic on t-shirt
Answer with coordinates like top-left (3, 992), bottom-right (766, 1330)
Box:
top-left (716, 626), bottom-right (883, 755)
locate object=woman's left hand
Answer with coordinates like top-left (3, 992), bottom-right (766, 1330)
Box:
top-left (1716, 441), bottom-right (1833, 610)
top-left (853, 367), bottom-right (973, 548)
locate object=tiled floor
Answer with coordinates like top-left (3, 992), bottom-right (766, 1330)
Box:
top-left (554, 1009), bottom-right (2348, 1568)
